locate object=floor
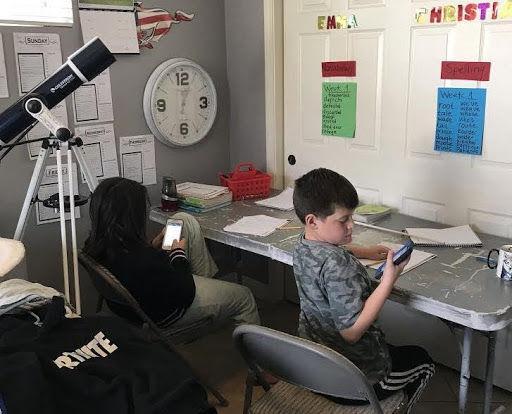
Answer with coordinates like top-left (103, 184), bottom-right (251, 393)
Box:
top-left (179, 300), bottom-right (512, 414)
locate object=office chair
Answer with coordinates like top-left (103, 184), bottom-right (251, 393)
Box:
top-left (78, 250), bottom-right (228, 407)
top-left (233, 324), bottom-right (407, 414)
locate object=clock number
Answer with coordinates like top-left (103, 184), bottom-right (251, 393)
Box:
top-left (156, 99), bottom-right (166, 112)
top-left (180, 122), bottom-right (189, 136)
top-left (176, 72), bottom-right (189, 86)
top-left (199, 96), bottom-right (208, 109)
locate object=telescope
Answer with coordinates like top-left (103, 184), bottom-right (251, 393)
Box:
top-left (0, 37), bottom-right (115, 314)
top-left (0, 37), bottom-right (115, 146)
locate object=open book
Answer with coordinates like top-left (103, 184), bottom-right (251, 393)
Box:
top-left (405, 224), bottom-right (482, 247)
top-left (358, 242), bottom-right (437, 275)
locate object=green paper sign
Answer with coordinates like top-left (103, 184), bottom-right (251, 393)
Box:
top-left (322, 82), bottom-right (357, 138)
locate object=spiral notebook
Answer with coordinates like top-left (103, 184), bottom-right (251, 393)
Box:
top-left (405, 225), bottom-right (482, 247)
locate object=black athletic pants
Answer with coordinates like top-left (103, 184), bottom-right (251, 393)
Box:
top-left (326, 344), bottom-right (435, 413)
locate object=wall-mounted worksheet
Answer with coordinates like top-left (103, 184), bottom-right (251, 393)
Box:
top-left (75, 123), bottom-right (119, 183)
top-left (119, 134), bottom-right (156, 185)
top-left (72, 68), bottom-right (114, 124)
top-left (13, 33), bottom-right (69, 160)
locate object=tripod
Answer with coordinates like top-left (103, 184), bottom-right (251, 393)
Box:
top-left (3, 98), bottom-right (98, 314)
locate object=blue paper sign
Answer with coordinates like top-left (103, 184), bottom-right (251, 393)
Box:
top-left (434, 88), bottom-right (486, 155)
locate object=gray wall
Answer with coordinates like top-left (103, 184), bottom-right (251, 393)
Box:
top-left (0, 0), bottom-right (230, 314)
top-left (225, 0), bottom-right (267, 171)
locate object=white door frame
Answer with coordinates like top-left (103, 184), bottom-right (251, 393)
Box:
top-left (264, 0), bottom-right (284, 189)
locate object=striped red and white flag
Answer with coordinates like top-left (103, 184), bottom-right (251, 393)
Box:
top-left (136, 3), bottom-right (194, 48)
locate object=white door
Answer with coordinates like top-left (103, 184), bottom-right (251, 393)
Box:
top-left (284, 0), bottom-right (512, 235)
top-left (283, 0), bottom-right (512, 391)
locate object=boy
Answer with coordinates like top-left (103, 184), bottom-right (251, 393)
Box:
top-left (292, 168), bottom-right (434, 413)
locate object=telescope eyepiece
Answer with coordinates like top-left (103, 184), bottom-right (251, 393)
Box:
top-left (25, 98), bottom-right (42, 115)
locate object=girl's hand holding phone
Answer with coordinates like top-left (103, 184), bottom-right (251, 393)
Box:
top-left (171, 239), bottom-right (187, 251)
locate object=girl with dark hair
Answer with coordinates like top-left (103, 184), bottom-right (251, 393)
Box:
top-left (84, 177), bottom-right (260, 331)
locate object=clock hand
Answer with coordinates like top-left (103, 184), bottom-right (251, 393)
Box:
top-left (180, 89), bottom-right (190, 115)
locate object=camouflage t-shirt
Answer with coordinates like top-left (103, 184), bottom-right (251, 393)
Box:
top-left (293, 235), bottom-right (391, 383)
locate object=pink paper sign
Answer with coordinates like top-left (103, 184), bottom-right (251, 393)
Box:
top-left (322, 61), bottom-right (356, 77)
top-left (441, 61), bottom-right (491, 81)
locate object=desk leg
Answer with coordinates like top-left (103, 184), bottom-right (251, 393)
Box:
top-left (459, 327), bottom-right (473, 414)
top-left (483, 331), bottom-right (497, 414)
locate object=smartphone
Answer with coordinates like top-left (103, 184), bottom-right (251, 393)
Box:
top-left (162, 218), bottom-right (183, 250)
top-left (374, 239), bottom-right (415, 280)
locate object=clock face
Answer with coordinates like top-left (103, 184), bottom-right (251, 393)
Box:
top-left (143, 58), bottom-right (217, 147)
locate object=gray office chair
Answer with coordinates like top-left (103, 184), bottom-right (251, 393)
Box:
top-left (233, 325), bottom-right (407, 414)
top-left (78, 250), bottom-right (228, 407)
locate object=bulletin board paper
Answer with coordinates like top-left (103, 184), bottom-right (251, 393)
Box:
top-left (322, 61), bottom-right (356, 77)
top-left (434, 87), bottom-right (486, 155)
top-left (322, 82), bottom-right (357, 138)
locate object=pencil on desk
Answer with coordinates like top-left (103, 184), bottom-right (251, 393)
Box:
top-left (279, 226), bottom-right (303, 230)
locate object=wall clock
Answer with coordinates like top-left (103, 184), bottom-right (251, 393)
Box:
top-left (143, 58), bottom-right (217, 147)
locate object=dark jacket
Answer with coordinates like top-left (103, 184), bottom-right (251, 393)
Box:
top-left (0, 297), bottom-right (214, 414)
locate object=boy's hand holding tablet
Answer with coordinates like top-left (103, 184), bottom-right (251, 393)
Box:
top-left (374, 239), bottom-right (414, 281)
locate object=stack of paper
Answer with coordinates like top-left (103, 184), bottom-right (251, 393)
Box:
top-left (255, 188), bottom-right (294, 211)
top-left (177, 182), bottom-right (229, 199)
top-left (405, 225), bottom-right (482, 247)
top-left (358, 242), bottom-right (437, 275)
top-left (353, 204), bottom-right (391, 224)
top-left (177, 182), bottom-right (232, 213)
top-left (223, 215), bottom-right (290, 237)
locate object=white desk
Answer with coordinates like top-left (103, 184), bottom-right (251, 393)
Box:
top-left (151, 201), bottom-right (512, 414)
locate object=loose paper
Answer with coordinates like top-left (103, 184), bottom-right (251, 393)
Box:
top-left (79, 9), bottom-right (139, 54)
top-left (322, 82), bottom-right (357, 138)
top-left (255, 188), bottom-right (294, 211)
top-left (36, 163), bottom-right (81, 225)
top-left (75, 123), bottom-right (119, 183)
top-left (72, 69), bottom-right (114, 124)
top-left (223, 215), bottom-right (290, 237)
top-left (119, 134), bottom-right (156, 185)
top-left (13, 33), bottom-right (69, 159)
top-left (434, 88), bottom-right (486, 155)
top-left (0, 34), bottom-right (8, 98)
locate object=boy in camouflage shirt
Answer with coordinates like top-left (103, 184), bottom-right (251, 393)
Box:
top-left (292, 168), bottom-right (434, 413)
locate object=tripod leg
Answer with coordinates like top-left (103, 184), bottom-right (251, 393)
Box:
top-left (67, 148), bottom-right (81, 314)
top-left (72, 145), bottom-right (98, 192)
top-left (56, 146), bottom-right (71, 303)
top-left (14, 146), bottom-right (50, 240)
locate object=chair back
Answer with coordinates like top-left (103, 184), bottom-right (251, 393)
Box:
top-left (78, 250), bottom-right (150, 325)
top-left (233, 324), bottom-right (383, 412)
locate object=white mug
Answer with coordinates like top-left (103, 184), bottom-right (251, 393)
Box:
top-left (487, 245), bottom-right (512, 281)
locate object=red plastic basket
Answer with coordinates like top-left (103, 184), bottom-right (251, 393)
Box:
top-left (219, 162), bottom-right (272, 201)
